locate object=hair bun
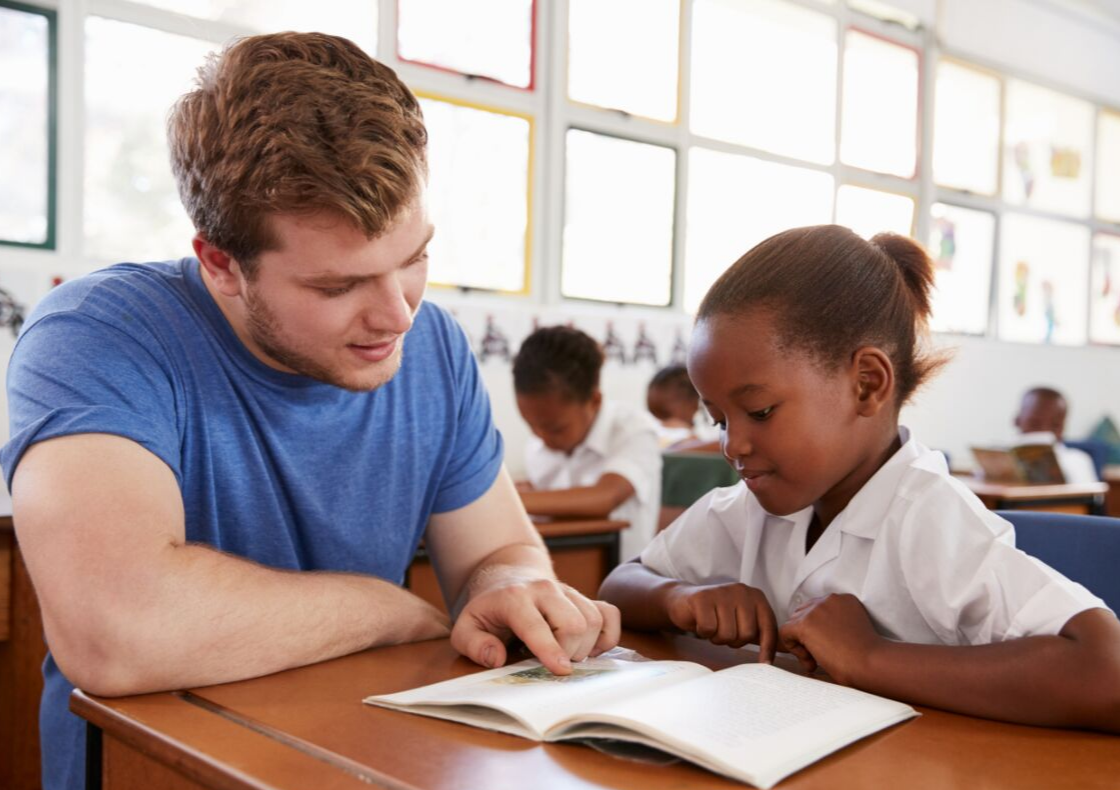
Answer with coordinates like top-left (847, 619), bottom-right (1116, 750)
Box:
top-left (870, 232), bottom-right (935, 321)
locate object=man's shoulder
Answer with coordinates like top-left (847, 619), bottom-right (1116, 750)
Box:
top-left (23, 259), bottom-right (195, 335)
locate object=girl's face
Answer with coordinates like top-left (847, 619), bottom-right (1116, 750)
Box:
top-left (516, 389), bottom-right (602, 454)
top-left (688, 310), bottom-right (895, 527)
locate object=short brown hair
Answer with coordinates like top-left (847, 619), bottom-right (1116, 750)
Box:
top-left (168, 32), bottom-right (427, 272)
top-left (513, 326), bottom-right (604, 402)
top-left (697, 225), bottom-right (949, 405)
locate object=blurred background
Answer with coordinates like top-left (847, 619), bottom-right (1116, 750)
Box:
top-left (2, 0), bottom-right (1120, 472)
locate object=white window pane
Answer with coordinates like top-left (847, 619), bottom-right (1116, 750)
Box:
top-left (691, 0), bottom-right (837, 164)
top-left (835, 185), bottom-right (914, 239)
top-left (422, 98), bottom-right (530, 292)
top-left (1090, 233), bottom-right (1120, 345)
top-left (1096, 111), bottom-right (1120, 223)
top-left (684, 148), bottom-right (834, 313)
top-left (1003, 79), bottom-right (1093, 218)
top-left (0, 6), bottom-right (50, 245)
top-left (568, 0), bottom-right (680, 121)
top-left (399, 0), bottom-right (531, 88)
top-left (933, 61), bottom-right (1000, 195)
top-left (997, 213), bottom-right (1089, 346)
top-left (928, 203), bottom-right (994, 335)
top-left (562, 130), bottom-right (676, 306)
top-left (840, 30), bottom-right (919, 178)
top-left (137, 1), bottom-right (377, 53)
top-left (85, 18), bottom-right (213, 262)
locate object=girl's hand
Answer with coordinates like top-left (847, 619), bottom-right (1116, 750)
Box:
top-left (778, 593), bottom-right (883, 682)
top-left (665, 582), bottom-right (778, 662)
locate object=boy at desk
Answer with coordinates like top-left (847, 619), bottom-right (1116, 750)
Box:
top-left (602, 225), bottom-right (1120, 732)
top-left (1014, 386), bottom-right (1099, 484)
top-left (3, 33), bottom-right (618, 790)
top-left (514, 326), bottom-right (662, 561)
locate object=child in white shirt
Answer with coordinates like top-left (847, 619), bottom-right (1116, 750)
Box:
top-left (600, 225), bottom-right (1120, 732)
top-left (1014, 386), bottom-right (1099, 483)
top-left (514, 326), bottom-right (661, 561)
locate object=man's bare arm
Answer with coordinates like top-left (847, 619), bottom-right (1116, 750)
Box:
top-left (13, 433), bottom-right (448, 697)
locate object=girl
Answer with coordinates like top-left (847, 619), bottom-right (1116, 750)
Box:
top-left (513, 325), bottom-right (662, 560)
top-left (600, 225), bottom-right (1120, 732)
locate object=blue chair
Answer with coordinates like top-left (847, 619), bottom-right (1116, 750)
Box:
top-left (996, 510), bottom-right (1120, 612)
top-left (1065, 439), bottom-right (1110, 480)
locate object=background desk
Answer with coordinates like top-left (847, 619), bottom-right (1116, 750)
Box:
top-left (1, 507), bottom-right (47, 790)
top-left (407, 516), bottom-right (627, 611)
top-left (73, 631), bottom-right (1120, 790)
top-left (1104, 464), bottom-right (1120, 517)
top-left (958, 476), bottom-right (1109, 514)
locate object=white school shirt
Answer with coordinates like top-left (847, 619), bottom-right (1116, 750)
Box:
top-left (525, 400), bottom-right (662, 562)
top-left (641, 427), bottom-right (1108, 645)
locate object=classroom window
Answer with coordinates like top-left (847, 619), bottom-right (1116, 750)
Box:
top-left (1002, 79), bottom-right (1094, 218)
top-left (0, 2), bottom-right (54, 248)
top-left (927, 203), bottom-right (995, 336)
top-left (1096, 110), bottom-right (1120, 224)
top-left (136, 0), bottom-right (378, 53)
top-left (932, 60), bottom-right (1000, 196)
top-left (835, 184), bottom-right (914, 239)
top-left (561, 129), bottom-right (676, 306)
top-left (839, 30), bottom-right (919, 178)
top-left (421, 96), bottom-right (532, 293)
top-left (84, 17), bottom-right (214, 263)
top-left (1090, 233), bottom-right (1120, 346)
top-left (997, 212), bottom-right (1090, 346)
top-left (683, 147), bottom-right (834, 313)
top-left (567, 0), bottom-right (680, 121)
top-left (398, 0), bottom-right (531, 88)
top-left (690, 0), bottom-right (837, 164)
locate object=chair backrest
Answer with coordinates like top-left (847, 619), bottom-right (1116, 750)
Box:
top-left (1064, 439), bottom-right (1109, 480)
top-left (996, 510), bottom-right (1120, 612)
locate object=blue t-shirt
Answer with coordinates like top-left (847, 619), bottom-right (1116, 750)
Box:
top-left (1, 259), bottom-right (504, 790)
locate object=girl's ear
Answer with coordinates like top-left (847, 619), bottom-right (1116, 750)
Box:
top-left (851, 347), bottom-right (895, 417)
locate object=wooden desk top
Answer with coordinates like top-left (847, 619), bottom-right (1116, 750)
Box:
top-left (532, 517), bottom-right (628, 539)
top-left (957, 475), bottom-right (1109, 500)
top-left (73, 632), bottom-right (1120, 790)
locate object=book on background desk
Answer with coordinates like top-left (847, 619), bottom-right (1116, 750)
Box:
top-left (363, 650), bottom-right (917, 789)
top-left (971, 443), bottom-right (1065, 484)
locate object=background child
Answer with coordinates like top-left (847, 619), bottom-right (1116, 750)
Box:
top-left (600, 225), bottom-right (1120, 733)
top-left (1014, 386), bottom-right (1099, 483)
top-left (646, 364), bottom-right (720, 451)
top-left (514, 326), bottom-right (662, 561)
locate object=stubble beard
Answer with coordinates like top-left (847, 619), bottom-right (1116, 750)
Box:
top-left (243, 288), bottom-right (403, 392)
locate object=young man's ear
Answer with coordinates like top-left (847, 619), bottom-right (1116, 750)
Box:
top-left (193, 234), bottom-right (245, 297)
top-left (850, 347), bottom-right (894, 417)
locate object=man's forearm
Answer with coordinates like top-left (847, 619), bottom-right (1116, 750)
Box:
top-left (53, 542), bottom-right (446, 697)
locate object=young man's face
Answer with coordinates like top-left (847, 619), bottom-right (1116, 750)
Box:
top-left (516, 390), bottom-right (602, 455)
top-left (236, 197), bottom-right (433, 391)
top-left (688, 311), bottom-right (878, 521)
top-left (1015, 393), bottom-right (1067, 440)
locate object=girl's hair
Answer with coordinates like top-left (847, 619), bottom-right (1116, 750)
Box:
top-left (513, 326), bottom-right (604, 402)
top-left (648, 364), bottom-right (698, 400)
top-left (696, 224), bottom-right (948, 405)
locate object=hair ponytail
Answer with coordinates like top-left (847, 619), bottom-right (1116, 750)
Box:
top-left (870, 232), bottom-right (935, 327)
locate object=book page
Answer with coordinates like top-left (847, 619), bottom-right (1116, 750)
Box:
top-left (364, 654), bottom-right (710, 739)
top-left (555, 663), bottom-right (917, 789)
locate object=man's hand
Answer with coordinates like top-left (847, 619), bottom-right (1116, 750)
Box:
top-left (664, 582), bottom-right (778, 662)
top-left (778, 593), bottom-right (883, 682)
top-left (450, 571), bottom-right (620, 675)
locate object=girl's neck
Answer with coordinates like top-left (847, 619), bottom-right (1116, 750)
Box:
top-left (807, 427), bottom-right (903, 551)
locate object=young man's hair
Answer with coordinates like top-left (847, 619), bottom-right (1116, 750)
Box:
top-left (168, 32), bottom-right (427, 275)
top-left (697, 224), bottom-right (950, 406)
top-left (513, 326), bottom-right (604, 402)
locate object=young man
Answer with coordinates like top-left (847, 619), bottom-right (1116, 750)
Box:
top-left (2, 33), bottom-right (618, 790)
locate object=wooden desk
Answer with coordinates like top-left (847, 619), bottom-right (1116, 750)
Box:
top-left (958, 476), bottom-right (1109, 515)
top-left (73, 631), bottom-right (1120, 790)
top-left (407, 517), bottom-right (627, 611)
top-left (1104, 465), bottom-right (1120, 518)
top-left (0, 513), bottom-right (47, 790)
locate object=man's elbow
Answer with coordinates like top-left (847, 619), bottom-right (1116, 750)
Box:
top-left (45, 613), bottom-right (163, 697)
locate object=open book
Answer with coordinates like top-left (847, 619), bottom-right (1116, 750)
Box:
top-left (971, 442), bottom-right (1065, 484)
top-left (364, 651), bottom-right (917, 789)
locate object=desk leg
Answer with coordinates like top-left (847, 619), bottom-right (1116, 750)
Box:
top-left (86, 722), bottom-right (103, 790)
